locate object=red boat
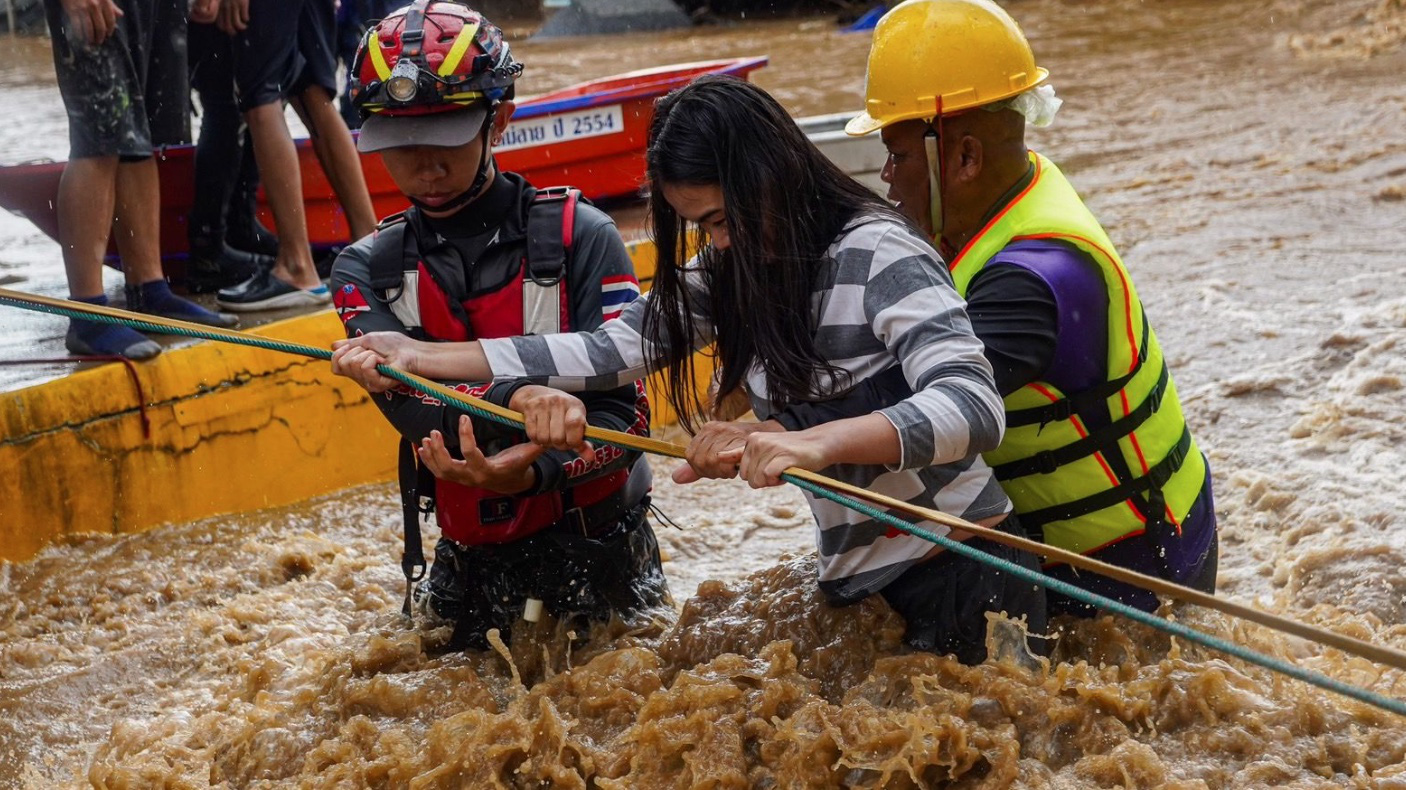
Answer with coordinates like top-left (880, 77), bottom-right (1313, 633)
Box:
top-left (0, 56), bottom-right (767, 264)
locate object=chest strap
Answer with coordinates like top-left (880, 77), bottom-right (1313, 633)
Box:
top-left (522, 187), bottom-right (578, 335)
top-left (1017, 426), bottom-right (1193, 530)
top-left (993, 359), bottom-right (1170, 481)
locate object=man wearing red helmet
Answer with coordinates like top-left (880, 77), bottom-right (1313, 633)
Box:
top-left (329, 0), bottom-right (670, 650)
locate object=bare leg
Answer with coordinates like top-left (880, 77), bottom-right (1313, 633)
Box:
top-left (56, 156), bottom-right (119, 298)
top-left (111, 158), bottom-right (165, 286)
top-left (112, 159), bottom-right (237, 326)
top-left (293, 87), bottom-right (376, 239)
top-left (244, 100), bottom-right (321, 288)
top-left (57, 156), bottom-right (164, 358)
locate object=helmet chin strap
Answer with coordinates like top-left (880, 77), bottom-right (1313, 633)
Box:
top-left (407, 107), bottom-right (498, 214)
top-left (925, 98), bottom-right (946, 244)
top-left (924, 131), bottom-right (943, 242)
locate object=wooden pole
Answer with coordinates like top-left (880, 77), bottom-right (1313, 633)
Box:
top-left (3, 284), bottom-right (1406, 674)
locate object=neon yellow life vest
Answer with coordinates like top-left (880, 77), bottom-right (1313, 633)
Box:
top-left (949, 152), bottom-right (1206, 559)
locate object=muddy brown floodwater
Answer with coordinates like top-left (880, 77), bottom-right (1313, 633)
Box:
top-left (3, 0), bottom-right (1406, 786)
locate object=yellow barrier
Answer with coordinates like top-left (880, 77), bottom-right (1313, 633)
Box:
top-left (0, 238), bottom-right (710, 562)
top-left (0, 311), bottom-right (401, 562)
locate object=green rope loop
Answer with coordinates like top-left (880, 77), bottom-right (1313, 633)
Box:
top-left (4, 293), bottom-right (1404, 718)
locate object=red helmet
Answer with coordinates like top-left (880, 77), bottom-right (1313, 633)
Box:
top-left (350, 1), bottom-right (521, 119)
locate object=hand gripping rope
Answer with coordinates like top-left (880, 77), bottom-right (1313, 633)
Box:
top-left (2, 285), bottom-right (1404, 717)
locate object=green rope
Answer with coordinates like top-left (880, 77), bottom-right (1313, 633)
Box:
top-left (5, 293), bottom-right (1405, 718)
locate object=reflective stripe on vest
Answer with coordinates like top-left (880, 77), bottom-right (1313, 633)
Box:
top-left (948, 152), bottom-right (1206, 558)
top-left (384, 259), bottom-right (564, 338)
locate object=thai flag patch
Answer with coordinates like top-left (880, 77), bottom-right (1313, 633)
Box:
top-left (601, 274), bottom-right (640, 322)
top-left (334, 282), bottom-right (371, 325)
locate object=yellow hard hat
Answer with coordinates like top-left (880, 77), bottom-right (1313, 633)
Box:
top-left (846, 0), bottom-right (1048, 136)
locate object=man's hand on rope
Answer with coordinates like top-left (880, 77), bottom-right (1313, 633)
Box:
top-left (331, 332), bottom-right (425, 393)
top-left (511, 385), bottom-right (596, 465)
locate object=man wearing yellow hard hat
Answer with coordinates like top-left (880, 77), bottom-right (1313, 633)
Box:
top-left (833, 0), bottom-right (1219, 615)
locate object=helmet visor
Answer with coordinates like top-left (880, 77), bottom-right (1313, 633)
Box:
top-left (356, 103), bottom-right (491, 153)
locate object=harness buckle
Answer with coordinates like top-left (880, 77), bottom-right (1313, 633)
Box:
top-left (1147, 383), bottom-right (1165, 413)
top-left (1034, 450), bottom-right (1060, 475)
top-left (1038, 399), bottom-right (1075, 433)
top-left (563, 506), bottom-right (589, 537)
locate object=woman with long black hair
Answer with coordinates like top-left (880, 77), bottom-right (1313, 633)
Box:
top-left (332, 75), bottom-right (1046, 663)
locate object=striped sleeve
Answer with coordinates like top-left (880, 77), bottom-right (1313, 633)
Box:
top-left (480, 263), bottom-right (715, 392)
top-left (859, 224), bottom-right (1006, 470)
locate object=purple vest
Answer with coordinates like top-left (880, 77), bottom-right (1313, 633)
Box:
top-left (988, 238), bottom-right (1108, 395)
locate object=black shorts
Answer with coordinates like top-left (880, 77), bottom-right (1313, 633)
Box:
top-left (419, 502), bottom-right (672, 650)
top-left (230, 0), bottom-right (338, 111)
top-left (43, 0), bottom-right (190, 158)
top-left (879, 515), bottom-right (1049, 665)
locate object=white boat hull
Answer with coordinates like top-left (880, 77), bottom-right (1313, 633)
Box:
top-left (800, 111), bottom-right (888, 195)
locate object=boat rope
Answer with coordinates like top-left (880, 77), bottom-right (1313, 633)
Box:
top-left (2, 285), bottom-right (1404, 717)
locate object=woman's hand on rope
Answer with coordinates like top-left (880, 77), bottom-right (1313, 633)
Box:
top-left (719, 427), bottom-right (836, 489)
top-left (673, 419), bottom-right (785, 484)
top-left (418, 415), bottom-right (543, 495)
top-left (510, 385), bottom-right (596, 465)
top-left (333, 333), bottom-right (493, 382)
top-left (330, 344), bottom-right (397, 393)
top-left (331, 332), bottom-right (424, 392)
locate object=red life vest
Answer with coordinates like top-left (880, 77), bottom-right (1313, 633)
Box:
top-left (368, 187), bottom-right (634, 547)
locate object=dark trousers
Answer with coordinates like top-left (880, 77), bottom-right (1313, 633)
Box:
top-left (880, 514), bottom-right (1049, 665)
top-left (188, 22), bottom-right (264, 256)
top-left (422, 503), bottom-right (672, 650)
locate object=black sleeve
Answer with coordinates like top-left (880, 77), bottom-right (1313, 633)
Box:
top-left (520, 203), bottom-right (651, 496)
top-left (774, 262), bottom-right (1059, 431)
top-left (964, 263), bottom-right (1059, 397)
top-left (774, 365), bottom-right (913, 431)
top-left (328, 235), bottom-right (522, 451)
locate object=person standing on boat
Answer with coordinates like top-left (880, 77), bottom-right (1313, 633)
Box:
top-left (42, 0), bottom-right (239, 360)
top-left (183, 17), bottom-right (280, 293)
top-left (329, 1), bottom-right (669, 650)
top-left (209, 0), bottom-right (379, 312)
top-left (808, 0), bottom-right (1218, 615)
top-left (332, 75), bottom-right (1049, 665)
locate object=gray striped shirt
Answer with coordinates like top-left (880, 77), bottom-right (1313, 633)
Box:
top-left (480, 215), bottom-right (1011, 602)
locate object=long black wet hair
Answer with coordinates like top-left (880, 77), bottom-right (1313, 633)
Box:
top-left (643, 75), bottom-right (904, 431)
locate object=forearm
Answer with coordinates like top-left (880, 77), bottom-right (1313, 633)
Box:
top-left (373, 380), bottom-right (523, 449)
top-left (809, 413), bottom-right (902, 468)
top-left (415, 341), bottom-right (493, 382)
top-left (878, 369), bottom-right (1006, 469)
top-left (477, 314), bottom-right (654, 391)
